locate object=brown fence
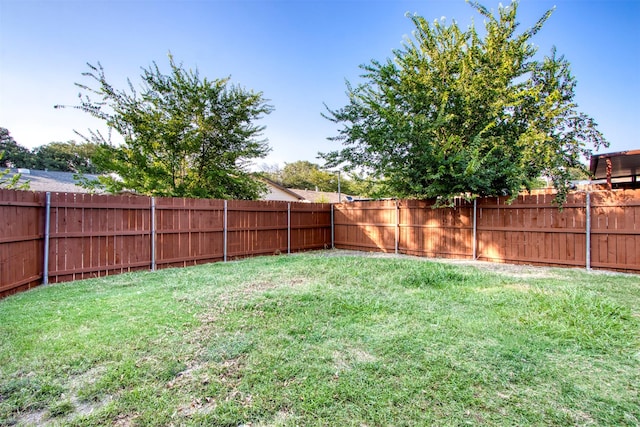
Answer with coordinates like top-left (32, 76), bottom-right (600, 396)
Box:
top-left (49, 192), bottom-right (152, 283)
top-left (2, 188), bottom-right (638, 298)
top-left (0, 189), bottom-right (331, 298)
top-left (334, 189), bottom-right (640, 273)
top-left (0, 190), bottom-right (46, 296)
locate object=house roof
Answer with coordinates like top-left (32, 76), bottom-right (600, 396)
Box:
top-left (5, 170), bottom-right (357, 202)
top-left (285, 188), bottom-right (352, 204)
top-left (259, 177), bottom-right (355, 203)
top-left (590, 149), bottom-right (640, 180)
top-left (260, 177), bottom-right (354, 203)
top-left (4, 169), bottom-right (101, 193)
top-left (260, 177), bottom-right (305, 201)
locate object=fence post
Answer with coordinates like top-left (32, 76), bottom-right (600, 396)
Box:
top-left (395, 199), bottom-right (399, 255)
top-left (472, 198), bottom-right (477, 260)
top-left (43, 192), bottom-right (51, 285)
top-left (586, 191), bottom-right (591, 271)
top-left (150, 197), bottom-right (156, 271)
top-left (223, 200), bottom-right (228, 262)
top-left (331, 204), bottom-right (335, 249)
top-left (287, 202), bottom-right (291, 254)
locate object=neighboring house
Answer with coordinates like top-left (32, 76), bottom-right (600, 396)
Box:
top-left (3, 169), bottom-right (102, 193)
top-left (3, 169), bottom-right (357, 203)
top-left (284, 188), bottom-right (351, 204)
top-left (261, 178), bottom-right (355, 203)
top-left (261, 177), bottom-right (306, 202)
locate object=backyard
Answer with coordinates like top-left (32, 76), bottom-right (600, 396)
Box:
top-left (0, 251), bottom-right (638, 426)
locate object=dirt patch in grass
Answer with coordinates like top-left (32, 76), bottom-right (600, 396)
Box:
top-left (15, 408), bottom-right (48, 426)
top-left (166, 360), bottom-right (208, 390)
top-left (113, 412), bottom-right (140, 427)
top-left (197, 277), bottom-right (310, 325)
top-left (68, 365), bottom-right (109, 391)
top-left (176, 396), bottom-right (218, 417)
top-left (11, 365), bottom-right (113, 426)
top-left (13, 396), bottom-right (113, 427)
top-left (333, 346), bottom-right (377, 373)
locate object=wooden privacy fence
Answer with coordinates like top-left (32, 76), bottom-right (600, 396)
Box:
top-left (0, 189), bottom-right (331, 297)
top-left (333, 189), bottom-right (640, 273)
top-left (2, 188), bottom-right (638, 298)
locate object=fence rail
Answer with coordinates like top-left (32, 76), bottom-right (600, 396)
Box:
top-left (334, 189), bottom-right (640, 273)
top-left (0, 189), bottom-right (331, 298)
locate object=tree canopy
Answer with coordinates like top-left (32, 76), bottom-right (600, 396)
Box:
top-left (0, 128), bottom-right (33, 168)
top-left (32, 141), bottom-right (105, 173)
top-left (321, 1), bottom-right (607, 204)
top-left (263, 161), bottom-right (338, 191)
top-left (62, 55), bottom-right (273, 199)
top-left (1, 127), bottom-right (113, 174)
top-left (260, 160), bottom-right (392, 198)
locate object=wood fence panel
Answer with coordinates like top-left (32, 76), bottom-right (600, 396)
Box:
top-left (290, 203), bottom-right (332, 252)
top-left (155, 197), bottom-right (224, 268)
top-left (48, 193), bottom-right (152, 283)
top-left (334, 200), bottom-right (397, 252)
top-left (0, 189), bottom-right (45, 297)
top-left (476, 192), bottom-right (588, 267)
top-left (399, 199), bottom-right (474, 259)
top-left (590, 189), bottom-right (640, 272)
top-left (226, 200), bottom-right (289, 258)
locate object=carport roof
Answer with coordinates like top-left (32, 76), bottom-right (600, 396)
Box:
top-left (589, 149), bottom-right (640, 180)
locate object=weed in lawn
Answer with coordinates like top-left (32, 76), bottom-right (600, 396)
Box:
top-left (399, 262), bottom-right (470, 288)
top-left (206, 332), bottom-right (255, 363)
top-left (0, 375), bottom-right (65, 413)
top-left (48, 399), bottom-right (75, 418)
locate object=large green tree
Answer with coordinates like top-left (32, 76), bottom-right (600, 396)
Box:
top-left (61, 55), bottom-right (273, 199)
top-left (264, 161), bottom-right (338, 191)
top-left (0, 127), bottom-right (34, 168)
top-left (321, 1), bottom-right (607, 204)
top-left (261, 160), bottom-right (389, 197)
top-left (33, 141), bottom-right (105, 173)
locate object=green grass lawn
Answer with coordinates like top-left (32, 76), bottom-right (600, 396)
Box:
top-left (1, 251), bottom-right (639, 426)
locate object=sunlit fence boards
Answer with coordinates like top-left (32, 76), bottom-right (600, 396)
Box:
top-left (334, 189), bottom-right (640, 273)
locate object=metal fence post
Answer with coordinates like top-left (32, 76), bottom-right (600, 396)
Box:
top-left (586, 192), bottom-right (591, 271)
top-left (287, 202), bottom-right (291, 254)
top-left (473, 198), bottom-right (477, 260)
top-left (331, 204), bottom-right (335, 249)
top-left (395, 199), bottom-right (399, 255)
top-left (223, 200), bottom-right (228, 262)
top-left (43, 192), bottom-right (51, 285)
top-left (150, 197), bottom-right (156, 271)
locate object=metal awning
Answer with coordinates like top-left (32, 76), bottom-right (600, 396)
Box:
top-left (589, 149), bottom-right (640, 188)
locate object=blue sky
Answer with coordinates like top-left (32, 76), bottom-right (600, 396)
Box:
top-left (1, 0), bottom-right (638, 169)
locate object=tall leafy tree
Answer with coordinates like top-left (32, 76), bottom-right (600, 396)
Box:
top-left (0, 127), bottom-right (34, 168)
top-left (261, 160), bottom-right (381, 196)
top-left (61, 55), bottom-right (273, 199)
top-left (265, 161), bottom-right (338, 191)
top-left (0, 155), bottom-right (29, 190)
top-left (33, 141), bottom-right (104, 173)
top-left (321, 1), bottom-right (607, 204)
